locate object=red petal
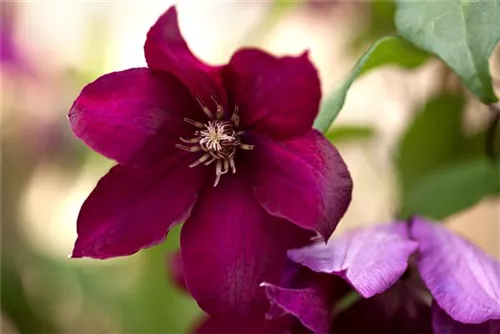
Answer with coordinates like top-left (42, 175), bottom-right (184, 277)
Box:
top-left (194, 315), bottom-right (293, 334)
top-left (72, 155), bottom-right (206, 259)
top-left (144, 7), bottom-right (226, 109)
top-left (180, 174), bottom-right (312, 316)
top-left (69, 68), bottom-right (198, 168)
top-left (223, 49), bottom-right (321, 140)
top-left (251, 130), bottom-right (352, 240)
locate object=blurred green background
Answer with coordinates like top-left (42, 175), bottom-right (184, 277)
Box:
top-left (1, 1), bottom-right (499, 333)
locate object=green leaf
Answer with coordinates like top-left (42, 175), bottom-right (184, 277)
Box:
top-left (314, 36), bottom-right (429, 133)
top-left (395, 0), bottom-right (500, 103)
top-left (400, 158), bottom-right (500, 219)
top-left (396, 94), bottom-right (467, 199)
top-left (325, 125), bottom-right (376, 143)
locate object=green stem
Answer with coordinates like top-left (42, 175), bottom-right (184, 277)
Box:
top-left (486, 105), bottom-right (500, 161)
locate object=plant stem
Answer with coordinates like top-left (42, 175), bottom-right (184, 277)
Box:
top-left (486, 104), bottom-right (500, 161)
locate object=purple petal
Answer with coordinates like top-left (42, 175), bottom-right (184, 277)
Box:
top-left (180, 174), bottom-right (312, 316)
top-left (288, 223), bottom-right (418, 297)
top-left (69, 68), bottom-right (198, 168)
top-left (144, 7), bottom-right (226, 108)
top-left (331, 282), bottom-right (433, 334)
top-left (72, 155), bottom-right (206, 259)
top-left (167, 250), bottom-right (188, 293)
top-left (411, 217), bottom-right (500, 324)
top-left (432, 303), bottom-right (500, 334)
top-left (194, 315), bottom-right (293, 334)
top-left (251, 130), bottom-right (352, 241)
top-left (262, 274), bottom-right (334, 334)
top-left (222, 49), bottom-right (321, 140)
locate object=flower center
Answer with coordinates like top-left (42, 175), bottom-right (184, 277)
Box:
top-left (176, 96), bottom-right (254, 187)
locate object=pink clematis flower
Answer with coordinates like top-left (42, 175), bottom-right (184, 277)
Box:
top-left (262, 217), bottom-right (500, 333)
top-left (69, 6), bottom-right (352, 317)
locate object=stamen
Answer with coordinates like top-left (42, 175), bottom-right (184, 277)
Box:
top-left (180, 137), bottom-right (201, 144)
top-left (239, 143), bottom-right (255, 150)
top-left (195, 96), bottom-right (214, 119)
top-left (175, 144), bottom-right (201, 152)
top-left (231, 106), bottom-right (240, 127)
top-left (211, 96), bottom-right (224, 120)
top-left (183, 118), bottom-right (205, 129)
top-left (221, 159), bottom-right (229, 175)
top-left (189, 153), bottom-right (211, 168)
top-left (178, 111), bottom-right (255, 186)
top-left (214, 160), bottom-right (222, 187)
top-left (204, 156), bottom-right (216, 166)
top-left (229, 156), bottom-right (236, 173)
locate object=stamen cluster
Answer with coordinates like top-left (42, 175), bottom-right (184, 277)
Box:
top-left (175, 97), bottom-right (254, 186)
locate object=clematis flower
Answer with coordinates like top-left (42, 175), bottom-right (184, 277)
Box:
top-left (69, 6), bottom-right (352, 317)
top-left (262, 217), bottom-right (500, 333)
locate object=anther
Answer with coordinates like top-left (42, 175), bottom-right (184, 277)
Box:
top-left (175, 144), bottom-right (201, 152)
top-left (183, 118), bottom-right (205, 129)
top-left (180, 137), bottom-right (201, 144)
top-left (239, 143), bottom-right (255, 150)
top-left (204, 157), bottom-right (216, 166)
top-left (214, 160), bottom-right (223, 187)
top-left (211, 96), bottom-right (224, 120)
top-left (221, 159), bottom-right (229, 175)
top-left (213, 174), bottom-right (221, 187)
top-left (231, 106), bottom-right (240, 127)
top-left (229, 156), bottom-right (236, 173)
top-left (189, 153), bottom-right (211, 168)
top-left (195, 96), bottom-right (214, 119)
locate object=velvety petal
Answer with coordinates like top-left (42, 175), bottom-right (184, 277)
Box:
top-left (222, 48), bottom-right (321, 140)
top-left (288, 223), bottom-right (418, 297)
top-left (144, 7), bottom-right (225, 108)
top-left (411, 217), bottom-right (500, 324)
top-left (69, 68), bottom-right (198, 168)
top-left (432, 303), bottom-right (500, 334)
top-left (194, 315), bottom-right (293, 334)
top-left (251, 130), bottom-right (352, 240)
top-left (167, 250), bottom-right (188, 293)
top-left (72, 154), bottom-right (206, 259)
top-left (263, 260), bottom-right (350, 334)
top-left (181, 174), bottom-right (312, 317)
top-left (331, 282), bottom-right (433, 334)
top-left (262, 274), bottom-right (334, 334)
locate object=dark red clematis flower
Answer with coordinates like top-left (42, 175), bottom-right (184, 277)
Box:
top-left (69, 6), bottom-right (352, 317)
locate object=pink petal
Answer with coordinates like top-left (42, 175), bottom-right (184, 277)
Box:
top-left (69, 68), bottom-right (198, 168)
top-left (180, 174), bottom-right (313, 317)
top-left (222, 49), bottom-right (321, 140)
top-left (251, 130), bottom-right (352, 240)
top-left (194, 315), bottom-right (293, 334)
top-left (288, 224), bottom-right (418, 298)
top-left (72, 155), bottom-right (206, 259)
top-left (432, 303), bottom-right (500, 334)
top-left (262, 274), bottom-right (334, 334)
top-left (411, 217), bottom-right (500, 324)
top-left (144, 7), bottom-right (226, 108)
